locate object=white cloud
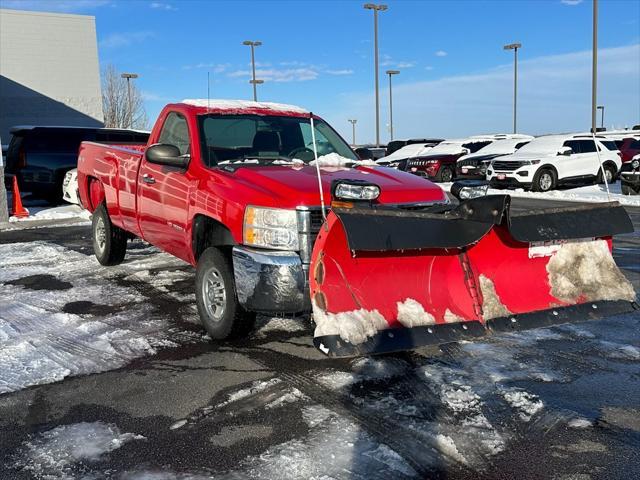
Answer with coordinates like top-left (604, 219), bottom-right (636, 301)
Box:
top-left (424, 66), bottom-right (434, 71)
top-left (323, 44), bottom-right (640, 142)
top-left (380, 54), bottom-right (415, 68)
top-left (150, 2), bottom-right (177, 10)
top-left (435, 50), bottom-right (448, 57)
top-left (228, 68), bottom-right (319, 82)
top-left (182, 63), bottom-right (229, 72)
top-left (99, 31), bottom-right (154, 49)
top-left (0, 0), bottom-right (110, 10)
top-left (561, 0), bottom-right (583, 5)
top-left (326, 69), bottom-right (355, 76)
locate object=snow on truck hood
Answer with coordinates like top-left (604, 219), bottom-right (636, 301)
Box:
top-left (226, 161), bottom-right (447, 207)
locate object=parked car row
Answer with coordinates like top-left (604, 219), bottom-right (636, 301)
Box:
top-left (375, 129), bottom-right (639, 194)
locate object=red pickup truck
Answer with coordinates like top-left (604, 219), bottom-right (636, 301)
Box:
top-left (77, 100), bottom-right (448, 340)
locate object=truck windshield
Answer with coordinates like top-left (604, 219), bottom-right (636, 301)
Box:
top-left (198, 114), bottom-right (357, 166)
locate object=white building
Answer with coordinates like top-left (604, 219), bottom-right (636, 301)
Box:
top-left (0, 8), bottom-right (103, 141)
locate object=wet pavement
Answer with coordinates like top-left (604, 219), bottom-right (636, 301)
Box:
top-left (0, 198), bottom-right (639, 480)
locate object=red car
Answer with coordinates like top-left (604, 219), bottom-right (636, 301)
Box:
top-left (614, 136), bottom-right (640, 163)
top-left (404, 139), bottom-right (492, 182)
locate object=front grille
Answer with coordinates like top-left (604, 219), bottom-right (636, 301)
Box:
top-left (491, 160), bottom-right (528, 171)
top-left (309, 209), bottom-right (324, 232)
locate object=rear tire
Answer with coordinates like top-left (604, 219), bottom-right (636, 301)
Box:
top-left (92, 203), bottom-right (127, 266)
top-left (195, 247), bottom-right (256, 340)
top-left (532, 168), bottom-right (556, 192)
top-left (435, 165), bottom-right (454, 182)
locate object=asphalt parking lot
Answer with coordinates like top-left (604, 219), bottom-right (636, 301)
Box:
top-left (0, 197), bottom-right (639, 480)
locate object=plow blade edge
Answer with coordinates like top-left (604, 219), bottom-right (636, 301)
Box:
top-left (309, 196), bottom-right (637, 357)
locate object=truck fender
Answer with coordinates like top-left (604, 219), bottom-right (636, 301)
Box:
top-left (191, 214), bottom-right (236, 262)
top-left (88, 177), bottom-right (105, 212)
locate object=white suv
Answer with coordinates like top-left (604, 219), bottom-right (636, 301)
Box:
top-left (486, 134), bottom-right (622, 192)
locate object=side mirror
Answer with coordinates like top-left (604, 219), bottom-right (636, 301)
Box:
top-left (557, 146), bottom-right (572, 156)
top-left (146, 143), bottom-right (189, 168)
top-left (450, 179), bottom-right (490, 201)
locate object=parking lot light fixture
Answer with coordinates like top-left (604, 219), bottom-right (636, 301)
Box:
top-left (364, 3), bottom-right (388, 147)
top-left (385, 70), bottom-right (399, 141)
top-left (503, 43), bottom-right (521, 134)
top-left (121, 73), bottom-right (138, 129)
top-left (243, 40), bottom-right (263, 101)
top-left (597, 105), bottom-right (604, 129)
top-left (348, 119), bottom-right (358, 146)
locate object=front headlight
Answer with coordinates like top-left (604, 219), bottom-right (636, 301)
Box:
top-left (243, 206), bottom-right (299, 250)
top-left (632, 159), bottom-right (640, 169)
top-left (334, 182), bottom-right (380, 201)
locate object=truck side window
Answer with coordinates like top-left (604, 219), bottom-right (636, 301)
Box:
top-left (158, 112), bottom-right (190, 155)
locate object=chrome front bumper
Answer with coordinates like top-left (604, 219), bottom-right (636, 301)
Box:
top-left (232, 246), bottom-right (309, 314)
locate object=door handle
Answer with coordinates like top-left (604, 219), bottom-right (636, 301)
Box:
top-left (142, 173), bottom-right (156, 185)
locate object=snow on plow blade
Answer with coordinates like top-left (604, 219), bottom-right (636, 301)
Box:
top-left (310, 196), bottom-right (638, 357)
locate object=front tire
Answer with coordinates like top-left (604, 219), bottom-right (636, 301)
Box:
top-left (195, 247), bottom-right (256, 340)
top-left (532, 168), bottom-right (556, 192)
top-left (92, 203), bottom-right (127, 266)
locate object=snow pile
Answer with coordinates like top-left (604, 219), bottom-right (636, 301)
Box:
top-left (500, 389), bottom-right (544, 421)
top-left (182, 98), bottom-right (308, 114)
top-left (312, 301), bottom-right (388, 345)
top-left (397, 298), bottom-right (436, 327)
top-left (377, 143), bottom-right (434, 163)
top-left (546, 239), bottom-right (636, 303)
top-left (310, 152), bottom-right (377, 168)
top-left (8, 204), bottom-right (90, 223)
top-left (478, 275), bottom-right (511, 320)
top-left (12, 422), bottom-right (144, 479)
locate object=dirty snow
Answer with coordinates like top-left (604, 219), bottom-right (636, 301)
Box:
top-left (0, 241), bottom-right (203, 393)
top-left (312, 300), bottom-right (388, 344)
top-left (397, 298), bottom-right (436, 327)
top-left (8, 203), bottom-right (90, 223)
top-left (546, 239), bottom-right (636, 303)
top-left (500, 389), bottom-right (544, 421)
top-left (12, 421), bottom-right (144, 479)
top-left (478, 275), bottom-right (511, 319)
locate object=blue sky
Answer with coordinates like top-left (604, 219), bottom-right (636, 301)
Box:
top-left (4, 0), bottom-right (640, 142)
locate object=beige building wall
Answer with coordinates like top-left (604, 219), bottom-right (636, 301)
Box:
top-left (0, 8), bottom-right (103, 141)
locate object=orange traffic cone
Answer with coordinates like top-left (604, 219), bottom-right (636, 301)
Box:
top-left (11, 176), bottom-right (29, 218)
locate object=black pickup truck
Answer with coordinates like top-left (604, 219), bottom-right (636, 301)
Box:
top-left (4, 126), bottom-right (149, 203)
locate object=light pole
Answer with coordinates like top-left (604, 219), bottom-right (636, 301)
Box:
top-left (348, 119), bottom-right (357, 146)
top-left (243, 40), bottom-right (262, 101)
top-left (121, 72), bottom-right (138, 129)
top-left (364, 3), bottom-right (387, 147)
top-left (385, 70), bottom-right (399, 141)
top-left (597, 105), bottom-right (604, 130)
top-left (503, 43), bottom-right (521, 134)
top-left (591, 0), bottom-right (598, 134)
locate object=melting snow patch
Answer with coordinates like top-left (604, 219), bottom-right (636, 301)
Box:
top-left (217, 378), bottom-right (283, 408)
top-left (310, 152), bottom-right (377, 168)
top-left (12, 422), bottom-right (144, 479)
top-left (501, 389), bottom-right (544, 421)
top-left (568, 417), bottom-right (593, 429)
top-left (479, 275), bottom-right (511, 320)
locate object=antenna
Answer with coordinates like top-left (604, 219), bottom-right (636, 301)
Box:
top-left (207, 71), bottom-right (211, 112)
top-left (310, 112), bottom-right (327, 223)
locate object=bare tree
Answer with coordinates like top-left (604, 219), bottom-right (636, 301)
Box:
top-left (101, 64), bottom-right (148, 129)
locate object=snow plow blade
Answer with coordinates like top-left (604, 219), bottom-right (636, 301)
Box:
top-left (309, 196), bottom-right (637, 358)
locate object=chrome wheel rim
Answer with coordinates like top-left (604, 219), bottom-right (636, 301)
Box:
top-left (605, 169), bottom-right (613, 182)
top-left (540, 173), bottom-right (553, 191)
top-left (95, 216), bottom-right (106, 254)
top-left (202, 267), bottom-right (226, 322)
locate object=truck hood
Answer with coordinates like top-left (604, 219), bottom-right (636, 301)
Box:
top-left (227, 164), bottom-right (447, 207)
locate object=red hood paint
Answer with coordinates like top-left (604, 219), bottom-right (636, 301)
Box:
top-left (226, 164), bottom-right (447, 207)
